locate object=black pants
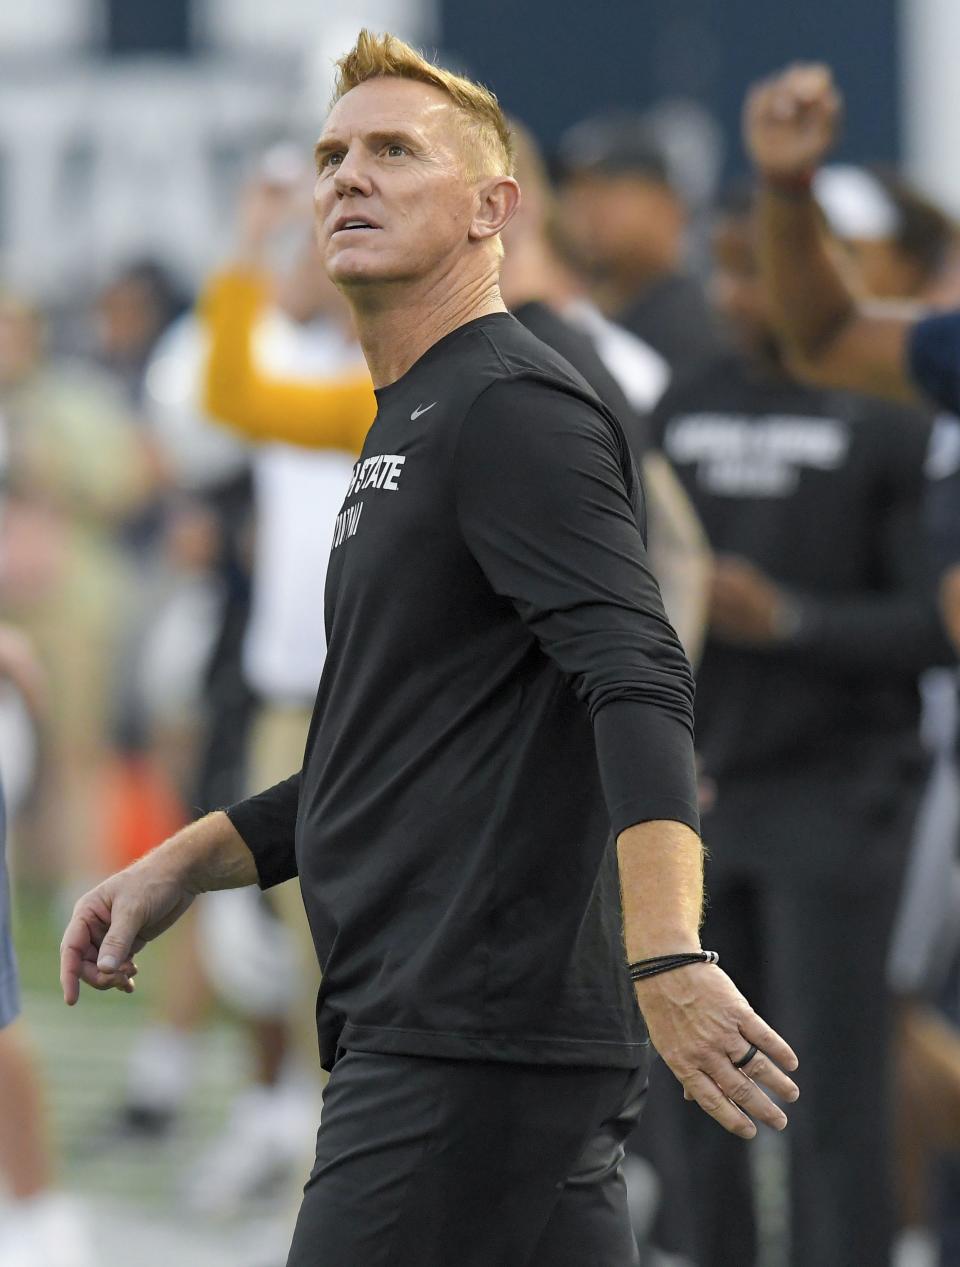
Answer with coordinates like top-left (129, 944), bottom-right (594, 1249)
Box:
top-left (684, 769), bottom-right (916, 1267)
top-left (286, 1050), bottom-right (648, 1267)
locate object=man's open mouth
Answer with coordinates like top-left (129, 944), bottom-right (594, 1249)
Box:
top-left (333, 217), bottom-right (382, 234)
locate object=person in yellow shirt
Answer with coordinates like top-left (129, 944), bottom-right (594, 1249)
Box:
top-left (200, 173), bottom-right (376, 454)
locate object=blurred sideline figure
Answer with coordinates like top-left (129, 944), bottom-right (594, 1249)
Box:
top-left (811, 159), bottom-right (960, 1257)
top-left (0, 625), bottom-right (96, 1267)
top-left (650, 179), bottom-right (954, 1267)
top-left (744, 62), bottom-right (960, 1265)
top-left (556, 113), bottom-right (726, 382)
top-left (109, 153), bottom-right (377, 1216)
top-left (0, 292), bottom-right (154, 896)
top-left (499, 122), bottom-right (711, 672)
top-left (812, 164), bottom-right (958, 307)
top-left (190, 163), bottom-right (369, 1215)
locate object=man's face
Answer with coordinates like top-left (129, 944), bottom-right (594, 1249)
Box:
top-left (314, 78), bottom-right (481, 292)
top-left (558, 172), bottom-right (683, 277)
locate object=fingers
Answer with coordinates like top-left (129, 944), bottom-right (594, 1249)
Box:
top-left (60, 892), bottom-right (143, 1004)
top-left (682, 1071), bottom-right (757, 1140)
top-left (705, 1055), bottom-right (789, 1133)
top-left (95, 903), bottom-right (143, 974)
top-left (59, 910), bottom-right (99, 1006)
top-left (60, 943), bottom-right (83, 1007)
top-left (739, 1012), bottom-right (799, 1073)
top-left (735, 1047), bottom-right (800, 1106)
top-left (78, 959), bottom-right (137, 995)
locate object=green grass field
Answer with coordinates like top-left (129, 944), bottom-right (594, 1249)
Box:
top-left (7, 887), bottom-right (297, 1267)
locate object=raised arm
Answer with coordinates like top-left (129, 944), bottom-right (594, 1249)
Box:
top-left (200, 266), bottom-right (376, 450)
top-left (745, 63), bottom-right (922, 403)
top-left (200, 174), bottom-right (376, 451)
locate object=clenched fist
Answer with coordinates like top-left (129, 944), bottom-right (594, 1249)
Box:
top-left (744, 63), bottom-right (842, 181)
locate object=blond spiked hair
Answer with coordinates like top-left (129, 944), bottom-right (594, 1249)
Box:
top-left (333, 30), bottom-right (515, 183)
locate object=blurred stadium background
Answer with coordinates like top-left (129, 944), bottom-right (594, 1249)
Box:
top-left (3, 2), bottom-right (960, 1265)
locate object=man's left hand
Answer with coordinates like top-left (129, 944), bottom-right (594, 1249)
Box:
top-left (635, 962), bottom-right (799, 1138)
top-left (709, 555), bottom-right (793, 645)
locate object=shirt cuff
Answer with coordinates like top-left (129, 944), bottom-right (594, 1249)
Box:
top-left (593, 700), bottom-right (700, 837)
top-left (224, 800), bottom-right (298, 890)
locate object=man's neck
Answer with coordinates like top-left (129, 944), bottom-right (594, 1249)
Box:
top-left (347, 265), bottom-right (506, 388)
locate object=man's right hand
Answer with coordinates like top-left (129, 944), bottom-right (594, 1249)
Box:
top-left (59, 857), bottom-right (197, 1005)
top-left (744, 63), bottom-right (842, 182)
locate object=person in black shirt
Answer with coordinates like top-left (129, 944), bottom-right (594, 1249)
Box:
top-left (651, 182), bottom-right (955, 1267)
top-left (59, 32), bottom-right (798, 1267)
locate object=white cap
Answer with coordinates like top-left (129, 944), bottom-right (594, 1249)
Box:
top-left (813, 164), bottom-right (901, 241)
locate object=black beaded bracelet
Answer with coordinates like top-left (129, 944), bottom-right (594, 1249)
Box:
top-left (628, 950), bottom-right (719, 981)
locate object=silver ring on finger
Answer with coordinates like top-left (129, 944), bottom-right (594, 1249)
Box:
top-left (732, 1043), bottom-right (759, 1070)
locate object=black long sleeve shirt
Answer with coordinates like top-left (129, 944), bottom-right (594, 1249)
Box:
top-left (651, 354), bottom-right (954, 783)
top-left (227, 313), bottom-right (698, 1071)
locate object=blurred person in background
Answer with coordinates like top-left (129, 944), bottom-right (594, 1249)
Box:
top-left (556, 113), bottom-right (726, 382)
top-left (106, 153), bottom-right (376, 1218)
top-left (185, 159), bottom-right (372, 1217)
top-left (810, 159), bottom-right (960, 1264)
top-left (649, 179), bottom-right (955, 1267)
top-left (813, 163), bottom-right (957, 306)
top-left (92, 258), bottom-right (192, 765)
top-left (499, 121), bottom-right (711, 673)
top-left (95, 259), bottom-right (190, 409)
top-left (0, 623), bottom-right (96, 1267)
top-left (743, 62), bottom-right (960, 1266)
top-left (0, 290), bottom-right (154, 895)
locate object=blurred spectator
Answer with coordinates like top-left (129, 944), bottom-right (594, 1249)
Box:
top-left (0, 628), bottom-right (95, 1267)
top-left (111, 162), bottom-right (374, 1217)
top-left (744, 68), bottom-right (960, 1263)
top-left (650, 181), bottom-right (955, 1267)
top-left (500, 121), bottom-right (710, 670)
top-left (808, 163), bottom-right (960, 1267)
top-left (95, 259), bottom-right (191, 408)
top-left (0, 292), bottom-right (154, 891)
top-left (556, 112), bottom-right (726, 379)
top-left (813, 164), bottom-right (958, 305)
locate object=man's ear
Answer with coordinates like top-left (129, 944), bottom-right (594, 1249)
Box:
top-left (469, 177), bottom-right (521, 243)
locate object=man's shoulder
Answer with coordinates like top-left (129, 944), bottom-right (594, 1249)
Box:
top-left (422, 314), bottom-right (632, 466)
top-left (464, 311), bottom-right (600, 400)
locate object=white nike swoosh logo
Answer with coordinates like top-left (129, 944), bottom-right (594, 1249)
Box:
top-left (410, 402), bottom-right (437, 420)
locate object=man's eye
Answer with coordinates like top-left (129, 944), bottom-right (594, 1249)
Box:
top-left (321, 153), bottom-right (343, 169)
top-left (386, 144), bottom-right (407, 158)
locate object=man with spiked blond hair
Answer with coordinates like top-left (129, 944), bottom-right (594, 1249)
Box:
top-left (60, 31), bottom-right (797, 1265)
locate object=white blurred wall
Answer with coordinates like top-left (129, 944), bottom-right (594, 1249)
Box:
top-left (0, 0), bottom-right (435, 297)
top-left (0, 0), bottom-right (99, 53)
top-left (900, 0), bottom-right (960, 215)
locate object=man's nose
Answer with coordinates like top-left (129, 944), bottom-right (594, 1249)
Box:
top-left (333, 147), bottom-right (374, 197)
